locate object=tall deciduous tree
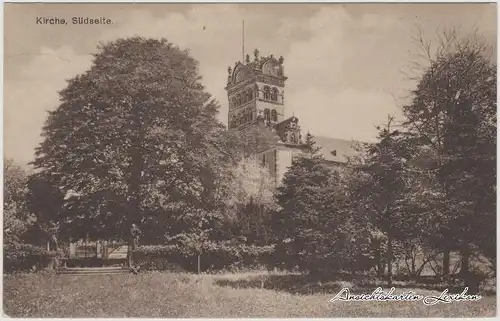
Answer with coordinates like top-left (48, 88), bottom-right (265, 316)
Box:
top-left (29, 37), bottom-right (228, 246)
top-left (4, 159), bottom-right (33, 245)
top-left (359, 117), bottom-right (417, 287)
top-left (403, 31), bottom-right (496, 278)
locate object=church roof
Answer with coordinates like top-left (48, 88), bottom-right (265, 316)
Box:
top-left (313, 136), bottom-right (361, 163)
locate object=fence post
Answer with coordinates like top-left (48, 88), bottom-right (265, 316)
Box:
top-left (128, 245), bottom-right (133, 268)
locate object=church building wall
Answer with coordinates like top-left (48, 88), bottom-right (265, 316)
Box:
top-left (276, 149), bottom-right (293, 185)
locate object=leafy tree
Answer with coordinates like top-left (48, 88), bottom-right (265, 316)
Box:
top-left (228, 124), bottom-right (278, 159)
top-left (342, 151), bottom-right (388, 277)
top-left (403, 31), bottom-right (496, 278)
top-left (358, 117), bottom-right (417, 286)
top-left (223, 157), bottom-right (277, 245)
top-left (164, 207), bottom-right (223, 273)
top-left (25, 171), bottom-right (66, 250)
top-left (4, 159), bottom-right (34, 245)
top-left (29, 37), bottom-right (228, 249)
top-left (274, 133), bottom-right (348, 274)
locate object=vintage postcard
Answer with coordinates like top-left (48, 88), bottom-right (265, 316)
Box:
top-left (3, 2), bottom-right (497, 318)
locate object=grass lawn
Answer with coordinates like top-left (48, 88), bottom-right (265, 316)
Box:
top-left (3, 271), bottom-right (496, 317)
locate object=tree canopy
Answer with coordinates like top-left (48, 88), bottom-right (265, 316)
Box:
top-left (29, 37), bottom-right (228, 243)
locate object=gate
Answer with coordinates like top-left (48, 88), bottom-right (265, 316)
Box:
top-left (67, 239), bottom-right (129, 267)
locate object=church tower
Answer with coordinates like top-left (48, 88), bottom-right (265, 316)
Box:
top-left (226, 49), bottom-right (304, 185)
top-left (225, 49), bottom-right (287, 130)
top-left (225, 49), bottom-right (359, 186)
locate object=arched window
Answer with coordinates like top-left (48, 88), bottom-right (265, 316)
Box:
top-left (231, 115), bottom-right (237, 128)
top-left (263, 86), bottom-right (271, 100)
top-left (291, 133), bottom-right (296, 144)
top-left (236, 94), bottom-right (241, 106)
top-left (271, 87), bottom-right (279, 101)
top-left (231, 97), bottom-right (236, 109)
top-left (247, 88), bottom-right (253, 102)
top-left (264, 109), bottom-right (270, 122)
top-left (271, 109), bottom-right (277, 122)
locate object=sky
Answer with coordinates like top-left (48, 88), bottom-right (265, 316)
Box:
top-left (4, 3), bottom-right (497, 165)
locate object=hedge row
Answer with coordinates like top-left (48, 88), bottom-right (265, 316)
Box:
top-left (4, 242), bottom-right (60, 273)
top-left (132, 242), bottom-right (275, 272)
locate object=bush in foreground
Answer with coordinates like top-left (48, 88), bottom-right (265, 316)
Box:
top-left (4, 243), bottom-right (60, 273)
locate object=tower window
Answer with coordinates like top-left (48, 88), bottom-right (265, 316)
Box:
top-left (236, 94), bottom-right (241, 106)
top-left (244, 110), bottom-right (249, 123)
top-left (271, 109), bottom-right (277, 122)
top-left (271, 87), bottom-right (279, 101)
top-left (263, 86), bottom-right (271, 100)
top-left (231, 115), bottom-right (237, 128)
top-left (264, 109), bottom-right (270, 122)
top-left (247, 88), bottom-right (253, 102)
top-left (331, 150), bottom-right (337, 156)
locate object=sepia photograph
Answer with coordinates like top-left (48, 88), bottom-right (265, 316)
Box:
top-left (3, 2), bottom-right (497, 318)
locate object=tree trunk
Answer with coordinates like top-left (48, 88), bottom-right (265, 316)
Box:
top-left (127, 99), bottom-right (144, 242)
top-left (387, 229), bottom-right (393, 288)
top-left (128, 243), bottom-right (133, 268)
top-left (48, 235), bottom-right (60, 269)
top-left (377, 260), bottom-right (385, 278)
top-left (460, 245), bottom-right (470, 277)
top-left (460, 244), bottom-right (478, 294)
top-left (102, 240), bottom-right (108, 259)
top-left (375, 244), bottom-right (383, 278)
top-left (443, 248), bottom-right (450, 277)
top-left (50, 234), bottom-right (59, 251)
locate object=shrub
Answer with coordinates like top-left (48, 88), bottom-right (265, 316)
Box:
top-left (4, 242), bottom-right (60, 273)
top-left (133, 242), bottom-right (275, 272)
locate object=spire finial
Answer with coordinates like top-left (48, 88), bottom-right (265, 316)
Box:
top-left (254, 48), bottom-right (260, 61)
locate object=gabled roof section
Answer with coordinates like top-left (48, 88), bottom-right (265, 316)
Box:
top-left (313, 136), bottom-right (361, 163)
top-left (230, 62), bottom-right (252, 85)
top-left (275, 116), bottom-right (298, 131)
top-left (226, 50), bottom-right (286, 89)
top-left (274, 116), bottom-right (300, 144)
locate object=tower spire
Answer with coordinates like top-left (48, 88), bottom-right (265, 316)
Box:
top-left (242, 20), bottom-right (245, 62)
